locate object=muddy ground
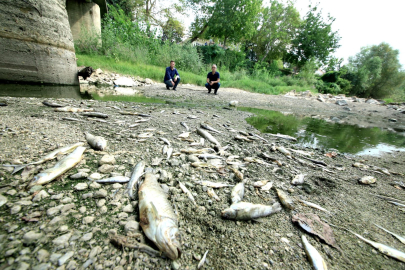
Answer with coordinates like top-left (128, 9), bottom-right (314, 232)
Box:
top-left (0, 82), bottom-right (405, 270)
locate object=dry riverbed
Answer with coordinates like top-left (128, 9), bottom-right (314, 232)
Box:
top-left (0, 85), bottom-right (405, 270)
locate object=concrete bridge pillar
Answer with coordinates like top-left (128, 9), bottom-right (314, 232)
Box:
top-left (0, 0), bottom-right (79, 85)
top-left (66, 0), bottom-right (105, 43)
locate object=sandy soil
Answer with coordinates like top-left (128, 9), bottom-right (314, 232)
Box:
top-left (0, 84), bottom-right (404, 270)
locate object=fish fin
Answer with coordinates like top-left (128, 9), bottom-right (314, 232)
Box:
top-left (3, 164), bottom-right (27, 174)
top-left (150, 202), bottom-right (160, 221)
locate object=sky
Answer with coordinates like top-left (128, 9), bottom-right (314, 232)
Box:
top-left (178, 0), bottom-right (405, 67)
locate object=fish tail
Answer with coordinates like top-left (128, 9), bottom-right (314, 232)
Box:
top-left (3, 164), bottom-right (27, 174)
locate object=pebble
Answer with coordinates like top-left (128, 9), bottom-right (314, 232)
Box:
top-left (18, 262), bottom-right (30, 270)
top-left (89, 182), bottom-right (101, 189)
top-left (29, 185), bottom-right (43, 194)
top-left (122, 204), bottom-right (133, 213)
top-left (47, 205), bottom-right (63, 216)
top-left (66, 260), bottom-right (77, 270)
top-left (61, 197), bottom-right (73, 204)
top-left (52, 233), bottom-right (72, 247)
top-left (83, 216), bottom-right (95, 224)
top-left (59, 225), bottom-right (69, 232)
top-left (88, 173), bottom-right (103, 180)
top-left (112, 183), bottom-right (122, 189)
top-left (50, 253), bottom-right (62, 264)
top-left (70, 172), bottom-right (88, 179)
top-left (61, 203), bottom-right (75, 213)
top-left (187, 155), bottom-right (199, 163)
top-left (81, 232), bottom-right (93, 241)
top-left (124, 220), bottom-right (140, 233)
top-left (82, 193), bottom-right (93, 199)
top-left (37, 250), bottom-right (50, 262)
top-left (100, 206), bottom-right (108, 213)
top-left (93, 189), bottom-right (107, 198)
top-left (23, 231), bottom-right (44, 244)
top-left (58, 251), bottom-right (74, 266)
top-left (74, 183), bottom-right (88, 191)
top-left (97, 199), bottom-right (106, 207)
top-left (51, 193), bottom-right (64, 200)
top-left (100, 154), bottom-right (116, 165)
top-left (118, 212), bottom-right (128, 219)
top-left (10, 204), bottom-right (21, 214)
top-left (32, 263), bottom-right (51, 270)
top-left (171, 260), bottom-right (181, 270)
top-left (89, 246), bottom-right (102, 259)
top-left (6, 189), bottom-right (17, 195)
top-left (98, 164), bottom-right (114, 173)
top-left (79, 206), bottom-right (86, 213)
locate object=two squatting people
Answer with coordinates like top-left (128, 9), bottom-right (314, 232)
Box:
top-left (164, 61), bottom-right (221, 95)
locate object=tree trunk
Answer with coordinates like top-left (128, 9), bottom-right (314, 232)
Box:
top-left (190, 23), bottom-right (209, 43)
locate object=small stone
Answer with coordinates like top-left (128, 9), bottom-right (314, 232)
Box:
top-left (89, 246), bottom-right (102, 259)
top-left (93, 189), bottom-right (107, 198)
top-left (29, 185), bottom-right (43, 194)
top-left (23, 231), bottom-right (44, 244)
top-left (10, 205), bottom-right (21, 214)
top-left (89, 182), bottom-right (101, 189)
top-left (59, 225), bottom-right (69, 232)
top-left (98, 164), bottom-right (114, 174)
top-left (389, 118), bottom-right (397, 122)
top-left (171, 260), bottom-right (181, 270)
top-left (169, 159), bottom-right (180, 166)
top-left (97, 199), bottom-right (106, 207)
top-left (99, 206), bottom-right (108, 214)
top-left (79, 206), bottom-right (86, 213)
top-left (49, 216), bottom-right (66, 225)
top-left (112, 183), bottom-right (122, 189)
top-left (61, 197), bottom-right (72, 204)
top-left (100, 155), bottom-right (116, 165)
top-left (122, 204), bottom-right (133, 213)
top-left (335, 100), bottom-right (348, 106)
top-left (47, 206), bottom-right (62, 216)
top-left (187, 155), bottom-right (199, 163)
top-left (74, 183), bottom-right (88, 191)
top-left (124, 220), bottom-right (140, 233)
top-left (37, 249), bottom-right (49, 262)
top-left (32, 190), bottom-right (50, 202)
top-left (51, 193), bottom-right (64, 200)
top-left (52, 233), bottom-right (72, 247)
top-left (18, 262), bottom-right (30, 270)
top-left (66, 260), bottom-right (77, 270)
top-left (6, 189), bottom-right (17, 196)
top-left (58, 251), bottom-right (74, 266)
top-left (118, 212), bottom-right (128, 219)
top-left (32, 263), bottom-right (51, 270)
top-left (61, 203), bottom-right (75, 213)
top-left (82, 193), bottom-right (93, 199)
top-left (81, 232), bottom-right (93, 241)
top-left (88, 173), bottom-right (103, 181)
top-left (70, 172), bottom-right (88, 179)
top-left (229, 100), bottom-right (239, 107)
top-left (161, 184), bottom-right (170, 194)
top-left (83, 216), bottom-right (95, 224)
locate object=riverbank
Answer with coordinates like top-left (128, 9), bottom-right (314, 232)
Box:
top-left (0, 90), bottom-right (405, 269)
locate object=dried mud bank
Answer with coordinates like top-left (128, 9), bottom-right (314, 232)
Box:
top-left (0, 95), bottom-right (405, 270)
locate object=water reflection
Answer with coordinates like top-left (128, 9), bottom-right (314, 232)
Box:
top-left (239, 107), bottom-right (405, 155)
top-left (0, 83), bottom-right (91, 99)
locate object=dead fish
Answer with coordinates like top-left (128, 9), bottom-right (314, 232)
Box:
top-left (138, 173), bottom-right (181, 260)
top-left (178, 181), bottom-right (197, 206)
top-left (196, 128), bottom-right (221, 146)
top-left (88, 118), bottom-right (108, 123)
top-left (191, 162), bottom-right (215, 168)
top-left (4, 142), bottom-right (85, 174)
top-left (181, 148), bottom-right (213, 154)
top-left (261, 181), bottom-right (273, 191)
top-left (231, 181), bottom-right (245, 204)
top-left (42, 100), bottom-right (65, 108)
top-left (198, 154), bottom-right (224, 160)
top-left (85, 132), bottom-right (107, 151)
top-left (81, 112), bottom-right (108, 118)
top-left (349, 230), bottom-right (405, 263)
top-left (178, 132), bottom-right (190, 138)
top-left (144, 128), bottom-right (156, 132)
top-left (196, 181), bottom-right (233, 188)
top-left (29, 146), bottom-right (86, 187)
top-left (180, 122), bottom-right (189, 131)
top-left (158, 137), bottom-right (170, 147)
top-left (201, 123), bottom-right (221, 134)
top-left (276, 146), bottom-right (292, 158)
top-left (239, 131), bottom-right (249, 136)
top-left (127, 161), bottom-right (146, 199)
top-left (129, 124), bottom-right (140, 128)
top-left (301, 235), bottom-right (328, 270)
top-left (389, 201), bottom-right (405, 207)
top-left (234, 135), bottom-right (252, 142)
top-left (287, 148), bottom-right (314, 156)
top-left (268, 133), bottom-right (297, 141)
top-left (55, 107), bottom-right (94, 113)
top-left (221, 202), bottom-right (282, 220)
top-left (353, 162), bottom-right (369, 169)
top-left (292, 174), bottom-right (305, 185)
top-left (248, 133), bottom-right (268, 143)
top-left (207, 188), bottom-right (220, 201)
top-left (372, 166), bottom-right (390, 176)
top-left (298, 200), bottom-right (330, 213)
top-left (374, 224), bottom-right (405, 245)
top-left (162, 145), bottom-right (168, 155)
top-left (230, 167), bottom-right (243, 181)
top-left (137, 133), bottom-right (153, 139)
top-left (198, 250), bottom-right (209, 269)
top-left (244, 157), bottom-right (270, 165)
top-left (359, 176), bottom-right (376, 185)
top-left (253, 180), bottom-right (269, 188)
top-left (166, 148), bottom-right (173, 160)
top-left (70, 171), bottom-right (88, 179)
top-left (276, 188), bottom-right (295, 210)
top-left (96, 176), bottom-right (130, 183)
top-left (134, 119), bottom-right (150, 123)
top-left (188, 115), bottom-right (198, 119)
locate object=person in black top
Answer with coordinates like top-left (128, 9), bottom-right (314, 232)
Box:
top-left (163, 61), bottom-right (180, 91)
top-left (205, 64), bottom-right (220, 95)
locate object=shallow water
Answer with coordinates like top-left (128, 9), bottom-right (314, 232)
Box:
top-left (0, 83), bottom-right (91, 99)
top-left (239, 107), bottom-right (405, 155)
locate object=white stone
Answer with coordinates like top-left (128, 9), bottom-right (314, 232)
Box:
top-left (37, 249), bottom-right (50, 262)
top-left (58, 251), bottom-right (74, 266)
top-left (93, 189), bottom-right (107, 198)
top-left (10, 205), bottom-right (21, 214)
top-left (98, 164), bottom-right (114, 174)
top-left (52, 233), bottom-right (72, 246)
top-left (89, 182), bottom-right (101, 189)
top-left (97, 199), bottom-right (106, 208)
top-left (74, 183), bottom-right (88, 191)
top-left (124, 220), bottom-right (140, 233)
top-left (113, 77), bottom-right (137, 87)
top-left (229, 100), bottom-right (239, 107)
top-left (99, 206), bottom-right (108, 214)
top-left (23, 231), bottom-right (44, 244)
top-left (88, 173), bottom-right (103, 180)
top-left (89, 246), bottom-right (102, 259)
top-left (83, 216), bottom-right (95, 224)
top-left (81, 232), bottom-right (93, 242)
top-left (99, 155), bottom-right (116, 165)
top-left (122, 204), bottom-right (133, 213)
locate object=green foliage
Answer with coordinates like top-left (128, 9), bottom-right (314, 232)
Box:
top-left (253, 0), bottom-right (301, 63)
top-left (347, 42), bottom-right (405, 98)
top-left (161, 18), bottom-right (185, 43)
top-left (197, 45), bottom-right (247, 71)
top-left (286, 5), bottom-right (340, 67)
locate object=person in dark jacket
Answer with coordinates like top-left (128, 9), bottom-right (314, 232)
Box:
top-left (205, 64), bottom-right (220, 94)
top-left (163, 60), bottom-right (180, 91)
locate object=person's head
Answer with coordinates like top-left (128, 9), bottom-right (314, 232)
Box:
top-left (212, 64), bottom-right (217, 72)
top-left (170, 61), bottom-right (175, 69)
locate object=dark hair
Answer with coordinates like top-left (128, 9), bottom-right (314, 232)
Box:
top-left (170, 60), bottom-right (175, 63)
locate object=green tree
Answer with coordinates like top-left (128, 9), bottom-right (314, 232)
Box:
top-left (347, 43), bottom-right (405, 98)
top-left (188, 0), bottom-right (262, 46)
top-left (161, 17), bottom-right (185, 43)
top-left (286, 5), bottom-right (340, 68)
top-left (106, 0), bottom-right (139, 16)
top-left (253, 0), bottom-right (301, 63)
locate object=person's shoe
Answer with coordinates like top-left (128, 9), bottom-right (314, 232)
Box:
top-left (173, 88), bottom-right (177, 91)
top-left (214, 91), bottom-right (218, 95)
top-left (208, 90), bottom-right (211, 94)
top-left (166, 85), bottom-right (170, 90)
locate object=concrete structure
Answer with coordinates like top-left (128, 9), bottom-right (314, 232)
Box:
top-left (0, 0), bottom-right (79, 85)
top-left (66, 0), bottom-right (108, 43)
